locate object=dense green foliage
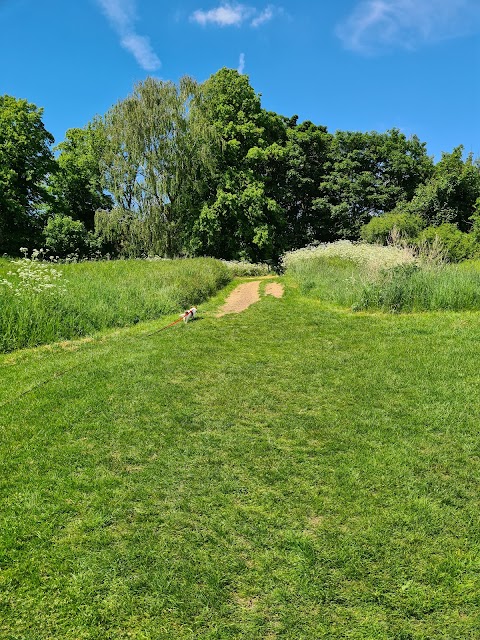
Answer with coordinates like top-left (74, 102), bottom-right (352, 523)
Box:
top-left (190, 69), bottom-right (288, 261)
top-left (2, 280), bottom-right (480, 638)
top-left (416, 223), bottom-right (477, 262)
top-left (1, 70), bottom-right (479, 260)
top-left (94, 76), bottom-right (215, 258)
top-left (0, 96), bottom-right (55, 253)
top-left (316, 129), bottom-right (433, 240)
top-left (47, 123), bottom-right (112, 229)
top-left (0, 257), bottom-right (230, 352)
top-left (43, 214), bottom-right (98, 258)
top-left (360, 211), bottom-right (425, 244)
top-left (362, 148), bottom-right (480, 259)
top-left (396, 147), bottom-right (480, 231)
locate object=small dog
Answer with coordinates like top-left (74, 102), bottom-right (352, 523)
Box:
top-left (182, 307), bottom-right (197, 323)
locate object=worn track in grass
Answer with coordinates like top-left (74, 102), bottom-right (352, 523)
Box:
top-left (216, 279), bottom-right (284, 316)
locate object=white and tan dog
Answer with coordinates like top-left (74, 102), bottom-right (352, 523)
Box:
top-left (181, 307), bottom-right (197, 323)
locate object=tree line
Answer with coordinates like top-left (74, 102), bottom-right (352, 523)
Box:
top-left (1, 68), bottom-right (480, 262)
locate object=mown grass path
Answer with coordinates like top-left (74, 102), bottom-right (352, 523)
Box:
top-left (1, 279), bottom-right (480, 638)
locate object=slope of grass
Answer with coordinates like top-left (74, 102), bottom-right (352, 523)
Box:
top-left (1, 281), bottom-right (480, 638)
top-left (285, 242), bottom-right (480, 312)
top-left (283, 255), bottom-right (366, 307)
top-left (0, 257), bottom-right (231, 353)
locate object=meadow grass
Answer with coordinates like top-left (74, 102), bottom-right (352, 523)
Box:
top-left (458, 258), bottom-right (480, 272)
top-left (0, 257), bottom-right (231, 352)
top-left (358, 262), bottom-right (480, 312)
top-left (283, 255), bottom-right (366, 307)
top-left (1, 280), bottom-right (480, 638)
top-left (282, 240), bottom-right (415, 273)
top-left (285, 241), bottom-right (480, 312)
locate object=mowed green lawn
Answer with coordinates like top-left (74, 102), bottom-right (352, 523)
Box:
top-left (1, 279), bottom-right (480, 639)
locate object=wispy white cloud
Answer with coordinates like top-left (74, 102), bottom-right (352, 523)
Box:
top-left (96, 0), bottom-right (161, 70)
top-left (251, 5), bottom-right (274, 27)
top-left (120, 33), bottom-right (161, 71)
top-left (190, 3), bottom-right (253, 26)
top-left (238, 52), bottom-right (246, 73)
top-left (190, 3), bottom-right (279, 28)
top-left (337, 0), bottom-right (480, 54)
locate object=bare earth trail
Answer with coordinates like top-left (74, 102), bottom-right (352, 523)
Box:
top-left (216, 279), bottom-right (284, 317)
top-left (265, 281), bottom-right (284, 298)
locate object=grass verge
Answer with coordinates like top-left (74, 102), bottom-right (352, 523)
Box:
top-left (0, 257), bottom-right (231, 353)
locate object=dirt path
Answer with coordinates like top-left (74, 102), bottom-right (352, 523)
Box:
top-left (216, 281), bottom-right (261, 316)
top-left (265, 282), bottom-right (284, 298)
top-left (216, 279), bottom-right (284, 317)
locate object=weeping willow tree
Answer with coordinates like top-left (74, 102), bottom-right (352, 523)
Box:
top-left (95, 76), bottom-right (216, 257)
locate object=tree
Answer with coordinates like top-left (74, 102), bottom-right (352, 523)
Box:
top-left (281, 119), bottom-right (332, 247)
top-left (43, 214), bottom-right (97, 258)
top-left (315, 129), bottom-right (433, 240)
top-left (48, 121), bottom-right (112, 229)
top-left (190, 68), bottom-right (287, 261)
top-left (399, 147), bottom-right (480, 231)
top-left (0, 95), bottom-right (55, 253)
top-left (194, 169), bottom-right (284, 262)
top-left (241, 118), bottom-right (334, 253)
top-left (198, 67), bottom-right (265, 170)
top-left (95, 76), bottom-right (214, 257)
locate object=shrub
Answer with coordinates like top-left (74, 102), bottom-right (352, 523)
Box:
top-left (469, 197), bottom-right (480, 242)
top-left (43, 214), bottom-right (98, 258)
top-left (415, 224), bottom-right (477, 262)
top-left (360, 212), bottom-right (424, 245)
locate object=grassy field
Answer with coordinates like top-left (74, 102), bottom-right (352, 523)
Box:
top-left (0, 257), bottom-right (231, 353)
top-left (1, 275), bottom-right (480, 638)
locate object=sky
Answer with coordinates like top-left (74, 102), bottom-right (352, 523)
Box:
top-left (0, 0), bottom-right (479, 161)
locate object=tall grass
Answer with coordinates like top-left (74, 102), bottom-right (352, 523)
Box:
top-left (359, 262), bottom-right (480, 312)
top-left (284, 241), bottom-right (480, 312)
top-left (282, 240), bottom-right (415, 272)
top-left (283, 241), bottom-right (415, 307)
top-left (284, 255), bottom-right (367, 307)
top-left (0, 257), bottom-right (231, 352)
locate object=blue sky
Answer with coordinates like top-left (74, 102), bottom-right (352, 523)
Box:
top-left (1, 0), bottom-right (479, 160)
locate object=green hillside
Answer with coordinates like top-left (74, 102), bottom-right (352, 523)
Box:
top-left (1, 276), bottom-right (480, 639)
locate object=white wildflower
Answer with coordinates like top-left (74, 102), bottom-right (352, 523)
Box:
top-left (0, 255), bottom-right (67, 297)
top-left (282, 240), bottom-right (415, 276)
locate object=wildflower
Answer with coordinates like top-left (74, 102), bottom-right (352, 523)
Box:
top-left (0, 256), bottom-right (67, 297)
top-left (282, 240), bottom-right (415, 276)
